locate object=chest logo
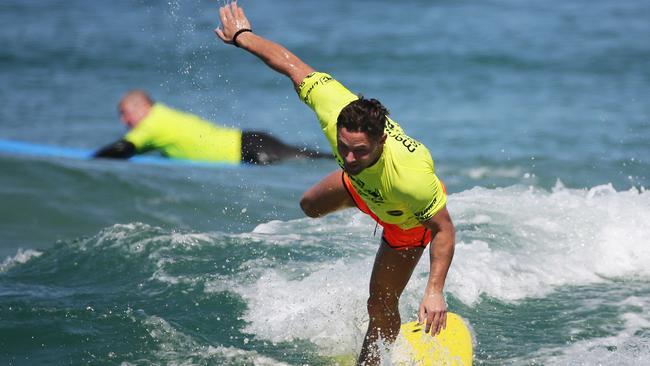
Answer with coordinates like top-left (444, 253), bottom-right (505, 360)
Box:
top-left (386, 210), bottom-right (404, 216)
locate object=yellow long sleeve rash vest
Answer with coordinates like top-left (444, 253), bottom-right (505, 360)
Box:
top-left (298, 72), bottom-right (447, 229)
top-left (124, 103), bottom-right (242, 163)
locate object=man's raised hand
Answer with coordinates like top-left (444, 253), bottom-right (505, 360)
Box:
top-left (214, 1), bottom-right (251, 45)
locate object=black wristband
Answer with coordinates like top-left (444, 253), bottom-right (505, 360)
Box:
top-left (232, 28), bottom-right (252, 48)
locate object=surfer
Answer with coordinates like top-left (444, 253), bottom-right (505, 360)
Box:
top-left (215, 2), bottom-right (455, 365)
top-left (94, 90), bottom-right (331, 164)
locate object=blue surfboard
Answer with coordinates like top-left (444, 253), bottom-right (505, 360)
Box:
top-left (0, 138), bottom-right (239, 168)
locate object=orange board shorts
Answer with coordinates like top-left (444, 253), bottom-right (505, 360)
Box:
top-left (342, 172), bottom-right (434, 250)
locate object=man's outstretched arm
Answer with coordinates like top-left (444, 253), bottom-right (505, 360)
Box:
top-left (93, 139), bottom-right (136, 159)
top-left (214, 1), bottom-right (314, 90)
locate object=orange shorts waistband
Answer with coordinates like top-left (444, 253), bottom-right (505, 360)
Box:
top-left (342, 172), bottom-right (432, 250)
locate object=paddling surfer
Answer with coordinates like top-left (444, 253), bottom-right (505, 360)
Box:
top-left (95, 90), bottom-right (330, 164)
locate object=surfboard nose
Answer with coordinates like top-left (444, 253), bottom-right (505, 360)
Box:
top-left (399, 312), bottom-right (474, 365)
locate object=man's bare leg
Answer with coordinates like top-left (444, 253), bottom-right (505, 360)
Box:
top-left (300, 170), bottom-right (355, 218)
top-left (357, 240), bottom-right (424, 366)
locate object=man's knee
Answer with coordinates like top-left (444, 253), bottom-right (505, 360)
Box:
top-left (299, 194), bottom-right (322, 218)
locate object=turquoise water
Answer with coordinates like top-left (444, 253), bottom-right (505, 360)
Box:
top-left (1, 0), bottom-right (649, 365)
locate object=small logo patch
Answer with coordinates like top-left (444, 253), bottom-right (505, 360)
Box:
top-left (387, 210), bottom-right (403, 216)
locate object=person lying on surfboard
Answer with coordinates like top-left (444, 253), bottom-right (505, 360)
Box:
top-left (94, 89), bottom-right (331, 164)
top-left (214, 2), bottom-right (456, 365)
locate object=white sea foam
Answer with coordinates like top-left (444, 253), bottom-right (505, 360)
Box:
top-left (119, 313), bottom-right (290, 366)
top-left (246, 211), bottom-right (376, 250)
top-left (465, 166), bottom-right (524, 180)
top-left (524, 293), bottom-right (650, 366)
top-left (442, 182), bottom-right (650, 305)
top-left (519, 334), bottom-right (650, 366)
top-left (0, 248), bottom-right (41, 272)
top-left (234, 259), bottom-right (373, 355)
top-left (226, 182), bottom-right (650, 355)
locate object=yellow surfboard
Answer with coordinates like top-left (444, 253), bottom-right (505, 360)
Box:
top-left (396, 312), bottom-right (473, 365)
top-left (329, 312), bottom-right (473, 366)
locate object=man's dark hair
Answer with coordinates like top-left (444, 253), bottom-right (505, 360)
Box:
top-left (337, 96), bottom-right (388, 139)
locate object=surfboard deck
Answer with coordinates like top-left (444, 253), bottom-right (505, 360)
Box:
top-left (397, 312), bottom-right (473, 365)
top-left (0, 138), bottom-right (238, 168)
top-left (329, 312), bottom-right (473, 365)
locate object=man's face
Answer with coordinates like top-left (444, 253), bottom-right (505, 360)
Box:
top-left (119, 102), bottom-right (141, 129)
top-left (336, 127), bottom-right (386, 176)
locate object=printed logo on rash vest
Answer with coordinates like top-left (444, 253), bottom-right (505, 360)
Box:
top-left (349, 174), bottom-right (385, 205)
top-left (385, 119), bottom-right (421, 153)
top-left (414, 197), bottom-right (438, 222)
top-left (300, 73), bottom-right (333, 103)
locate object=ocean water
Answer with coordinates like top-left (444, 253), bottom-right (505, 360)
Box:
top-left (1, 0), bottom-right (649, 365)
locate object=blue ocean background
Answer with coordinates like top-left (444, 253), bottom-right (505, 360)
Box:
top-left (1, 0), bottom-right (649, 364)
